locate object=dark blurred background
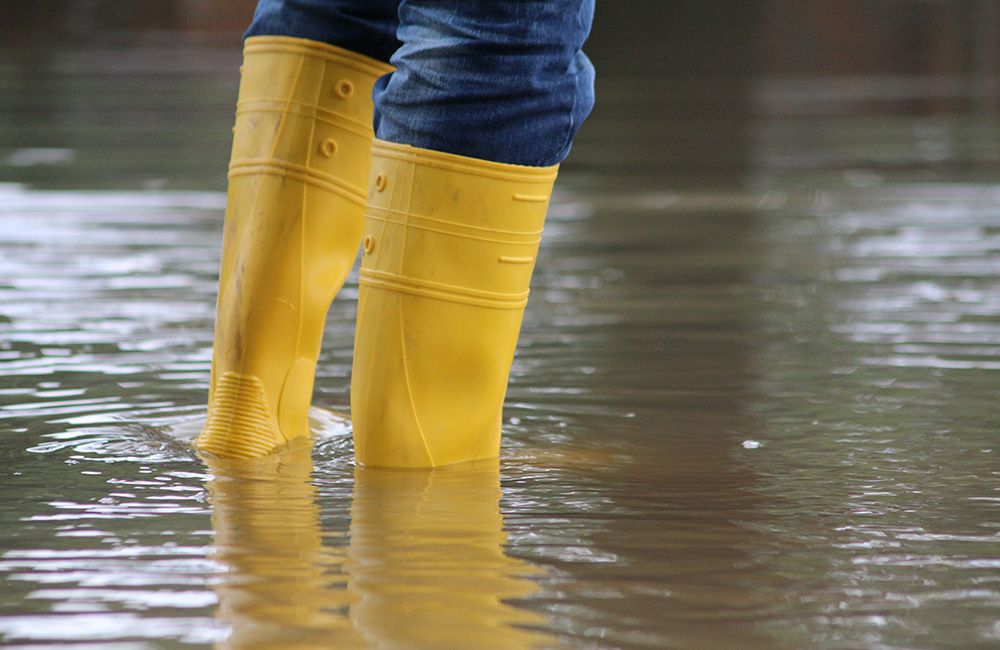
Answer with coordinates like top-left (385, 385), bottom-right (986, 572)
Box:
top-left (1, 0), bottom-right (998, 190)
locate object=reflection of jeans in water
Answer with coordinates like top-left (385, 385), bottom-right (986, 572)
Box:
top-left (245, 0), bottom-right (595, 166)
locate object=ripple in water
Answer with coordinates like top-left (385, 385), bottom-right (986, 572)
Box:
top-left (1, 181), bottom-right (999, 648)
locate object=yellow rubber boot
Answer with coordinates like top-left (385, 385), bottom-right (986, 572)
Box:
top-left (196, 37), bottom-right (392, 458)
top-left (351, 140), bottom-right (559, 468)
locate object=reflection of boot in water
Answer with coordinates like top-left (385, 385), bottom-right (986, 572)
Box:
top-left (348, 461), bottom-right (551, 648)
top-left (203, 440), bottom-right (363, 649)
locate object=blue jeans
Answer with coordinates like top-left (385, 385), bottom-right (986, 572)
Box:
top-left (245, 0), bottom-right (595, 167)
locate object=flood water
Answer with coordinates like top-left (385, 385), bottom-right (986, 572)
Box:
top-left (2, 35), bottom-right (1000, 649)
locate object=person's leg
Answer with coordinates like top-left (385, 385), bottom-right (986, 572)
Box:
top-left (196, 2), bottom-right (398, 458)
top-left (374, 0), bottom-right (595, 166)
top-left (351, 0), bottom-right (596, 467)
top-left (245, 0), bottom-right (401, 64)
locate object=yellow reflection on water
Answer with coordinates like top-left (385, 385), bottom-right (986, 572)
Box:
top-left (204, 439), bottom-right (360, 648)
top-left (203, 441), bottom-right (550, 649)
top-left (349, 461), bottom-right (548, 648)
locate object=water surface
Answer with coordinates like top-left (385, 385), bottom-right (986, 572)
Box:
top-left (1, 39), bottom-right (999, 649)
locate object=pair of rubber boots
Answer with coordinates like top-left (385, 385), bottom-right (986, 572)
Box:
top-left (194, 37), bottom-right (558, 467)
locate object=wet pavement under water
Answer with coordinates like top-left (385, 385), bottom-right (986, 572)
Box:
top-left (1, 34), bottom-right (1000, 650)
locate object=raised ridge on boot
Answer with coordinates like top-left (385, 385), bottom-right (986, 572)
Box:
top-left (199, 371), bottom-right (276, 458)
top-left (351, 140), bottom-right (559, 468)
top-left (196, 37), bottom-right (392, 458)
